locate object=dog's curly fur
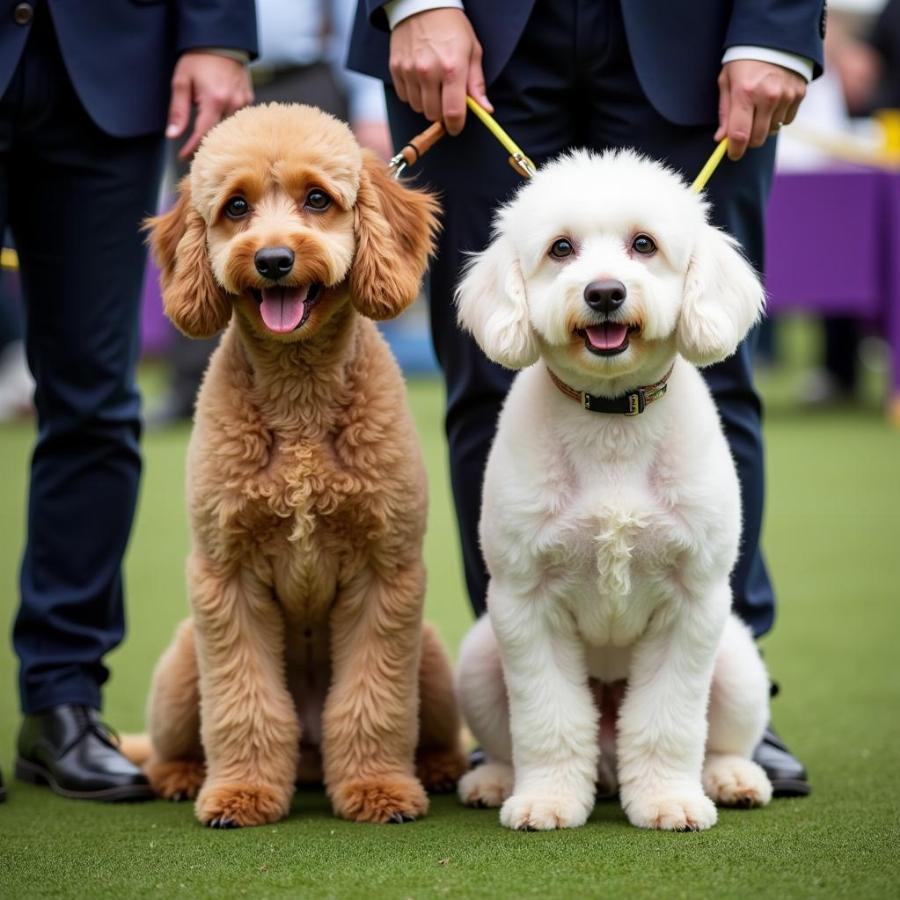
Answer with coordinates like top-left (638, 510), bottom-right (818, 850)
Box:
top-left (454, 150), bottom-right (773, 832)
top-left (130, 104), bottom-right (466, 828)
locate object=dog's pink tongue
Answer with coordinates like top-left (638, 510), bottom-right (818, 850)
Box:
top-left (259, 286), bottom-right (308, 333)
top-left (585, 323), bottom-right (629, 350)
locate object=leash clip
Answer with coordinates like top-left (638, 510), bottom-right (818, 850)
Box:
top-left (509, 152), bottom-right (536, 179)
top-left (388, 121), bottom-right (447, 180)
top-left (388, 153), bottom-right (408, 180)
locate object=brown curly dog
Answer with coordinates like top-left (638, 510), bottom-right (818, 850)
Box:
top-left (128, 103), bottom-right (467, 828)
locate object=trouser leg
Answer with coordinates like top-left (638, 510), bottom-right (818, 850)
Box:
top-left (7, 16), bottom-right (165, 712)
top-left (384, 1), bottom-right (580, 616)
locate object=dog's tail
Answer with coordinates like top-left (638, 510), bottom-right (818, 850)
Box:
top-left (117, 733), bottom-right (153, 766)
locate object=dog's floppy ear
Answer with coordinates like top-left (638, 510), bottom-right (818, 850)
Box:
top-left (455, 232), bottom-right (539, 370)
top-left (676, 224), bottom-right (765, 367)
top-left (145, 177), bottom-right (231, 339)
top-left (350, 151), bottom-right (440, 320)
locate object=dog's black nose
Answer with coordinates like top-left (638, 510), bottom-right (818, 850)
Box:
top-left (584, 279), bottom-right (627, 313)
top-left (254, 246), bottom-right (295, 279)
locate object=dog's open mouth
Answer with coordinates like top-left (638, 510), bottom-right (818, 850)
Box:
top-left (577, 322), bottom-right (640, 357)
top-left (250, 284), bottom-right (322, 334)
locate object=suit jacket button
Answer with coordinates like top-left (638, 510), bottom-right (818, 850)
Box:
top-left (13, 2), bottom-right (33, 25)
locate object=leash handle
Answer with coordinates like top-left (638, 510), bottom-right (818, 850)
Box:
top-left (389, 121), bottom-right (447, 178)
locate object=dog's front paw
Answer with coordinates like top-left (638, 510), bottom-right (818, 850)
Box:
top-left (331, 774), bottom-right (429, 824)
top-left (145, 757), bottom-right (206, 801)
top-left (500, 791), bottom-right (592, 831)
top-left (196, 781), bottom-right (290, 828)
top-left (623, 788), bottom-right (717, 831)
top-left (703, 755), bottom-right (772, 808)
top-left (458, 762), bottom-right (514, 808)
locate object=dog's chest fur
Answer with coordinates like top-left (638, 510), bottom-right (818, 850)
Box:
top-left (189, 324), bottom-right (425, 622)
top-left (532, 457), bottom-right (695, 647)
top-left (484, 364), bottom-right (737, 653)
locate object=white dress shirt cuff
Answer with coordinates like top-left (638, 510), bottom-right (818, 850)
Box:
top-left (384, 0), bottom-right (464, 30)
top-left (722, 46), bottom-right (814, 82)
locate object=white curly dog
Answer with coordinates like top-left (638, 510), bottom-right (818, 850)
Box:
top-left (454, 150), bottom-right (773, 832)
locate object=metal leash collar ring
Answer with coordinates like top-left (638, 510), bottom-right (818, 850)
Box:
top-left (389, 94), bottom-right (728, 194)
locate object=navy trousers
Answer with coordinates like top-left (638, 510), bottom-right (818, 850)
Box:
top-left (385, 0), bottom-right (777, 636)
top-left (2, 10), bottom-right (164, 713)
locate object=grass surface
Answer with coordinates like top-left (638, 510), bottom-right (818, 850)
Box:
top-left (1, 318), bottom-right (899, 898)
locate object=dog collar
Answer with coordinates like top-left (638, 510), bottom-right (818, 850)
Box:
top-left (546, 364), bottom-right (674, 416)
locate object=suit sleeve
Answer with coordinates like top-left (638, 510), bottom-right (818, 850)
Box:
top-left (725, 0), bottom-right (825, 78)
top-left (176, 0), bottom-right (259, 59)
top-left (363, 0), bottom-right (392, 32)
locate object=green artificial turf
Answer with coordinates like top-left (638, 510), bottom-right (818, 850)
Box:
top-left (1, 317), bottom-right (899, 898)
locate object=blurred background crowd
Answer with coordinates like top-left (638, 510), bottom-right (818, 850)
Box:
top-left (1, 0), bottom-right (898, 424)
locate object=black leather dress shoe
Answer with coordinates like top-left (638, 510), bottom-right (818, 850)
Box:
top-left (15, 704), bottom-right (154, 801)
top-left (753, 725), bottom-right (811, 797)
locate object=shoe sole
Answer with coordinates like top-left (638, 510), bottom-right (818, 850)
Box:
top-left (14, 758), bottom-right (156, 802)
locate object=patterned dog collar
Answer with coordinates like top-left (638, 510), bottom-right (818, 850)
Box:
top-left (546, 364), bottom-right (674, 416)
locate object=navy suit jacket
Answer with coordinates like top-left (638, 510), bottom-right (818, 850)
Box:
top-left (348, 0), bottom-right (825, 126)
top-left (0, 1), bottom-right (258, 138)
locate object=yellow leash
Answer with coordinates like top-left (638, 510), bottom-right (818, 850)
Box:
top-left (691, 138), bottom-right (729, 193)
top-left (468, 94), bottom-right (728, 189)
top-left (464, 96), bottom-right (537, 178)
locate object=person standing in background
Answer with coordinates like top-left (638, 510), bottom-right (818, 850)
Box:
top-left (0, 0), bottom-right (257, 803)
top-left (349, 0), bottom-right (825, 796)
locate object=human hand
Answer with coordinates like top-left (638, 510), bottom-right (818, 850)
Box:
top-left (715, 60), bottom-right (807, 161)
top-left (389, 8), bottom-right (491, 136)
top-left (353, 119), bottom-right (393, 160)
top-left (166, 52), bottom-right (254, 160)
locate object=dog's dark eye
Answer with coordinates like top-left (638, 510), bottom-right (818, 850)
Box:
top-left (305, 189), bottom-right (332, 211)
top-left (224, 196), bottom-right (250, 219)
top-left (632, 233), bottom-right (657, 255)
top-left (549, 238), bottom-right (574, 259)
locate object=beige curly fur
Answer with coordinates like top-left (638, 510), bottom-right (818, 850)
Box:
top-left (135, 104), bottom-right (466, 828)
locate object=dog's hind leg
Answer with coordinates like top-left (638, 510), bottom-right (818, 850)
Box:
top-left (455, 615), bottom-right (515, 809)
top-left (144, 618), bottom-right (207, 801)
top-left (703, 615), bottom-right (772, 808)
top-left (415, 624), bottom-right (468, 794)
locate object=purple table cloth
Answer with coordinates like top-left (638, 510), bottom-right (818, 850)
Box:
top-left (765, 167), bottom-right (899, 393)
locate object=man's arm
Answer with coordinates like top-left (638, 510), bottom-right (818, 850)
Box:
top-left (166, 1), bottom-right (259, 160)
top-left (716, 0), bottom-right (825, 159)
top-left (726, 0), bottom-right (825, 77)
